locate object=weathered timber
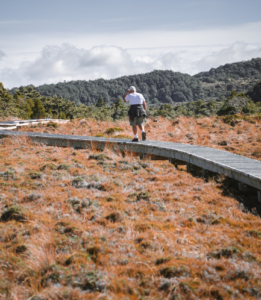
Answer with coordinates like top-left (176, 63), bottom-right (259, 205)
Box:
top-left (169, 158), bottom-right (187, 166)
top-left (0, 126), bottom-right (17, 131)
top-left (0, 130), bottom-right (261, 191)
top-left (0, 119), bottom-right (69, 131)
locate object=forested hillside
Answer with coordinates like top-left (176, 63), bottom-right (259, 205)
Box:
top-left (195, 58), bottom-right (261, 101)
top-left (2, 82), bottom-right (261, 121)
top-left (10, 71), bottom-right (204, 106)
top-left (195, 58), bottom-right (261, 81)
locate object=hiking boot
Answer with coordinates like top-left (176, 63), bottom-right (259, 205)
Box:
top-left (142, 132), bottom-right (146, 141)
top-left (132, 138), bottom-right (139, 142)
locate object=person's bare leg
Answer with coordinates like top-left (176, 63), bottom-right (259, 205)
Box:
top-left (138, 125), bottom-right (144, 132)
top-left (132, 125), bottom-right (139, 141)
top-left (132, 125), bottom-right (137, 136)
top-left (138, 124), bottom-right (146, 140)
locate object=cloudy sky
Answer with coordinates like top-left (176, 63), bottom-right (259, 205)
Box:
top-left (1, 0), bottom-right (261, 89)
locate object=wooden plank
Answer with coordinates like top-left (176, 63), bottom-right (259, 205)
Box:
top-left (0, 126), bottom-right (17, 131)
top-left (0, 129), bottom-right (261, 192)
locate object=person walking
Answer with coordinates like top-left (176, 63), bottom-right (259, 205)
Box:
top-left (124, 86), bottom-right (147, 142)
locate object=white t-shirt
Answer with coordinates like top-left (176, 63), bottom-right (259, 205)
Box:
top-left (125, 92), bottom-right (145, 105)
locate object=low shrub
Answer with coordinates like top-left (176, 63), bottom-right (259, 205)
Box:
top-left (0, 206), bottom-right (26, 222)
top-left (47, 121), bottom-right (59, 128)
top-left (88, 154), bottom-right (112, 161)
top-left (208, 247), bottom-right (240, 259)
top-left (104, 127), bottom-right (124, 134)
top-left (113, 134), bottom-right (133, 139)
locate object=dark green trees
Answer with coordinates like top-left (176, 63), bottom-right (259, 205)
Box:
top-left (217, 91), bottom-right (257, 116)
top-left (195, 58), bottom-right (261, 81)
top-left (31, 98), bottom-right (46, 119)
top-left (2, 79), bottom-right (261, 122)
top-left (11, 70), bottom-right (204, 106)
top-left (96, 97), bottom-right (105, 107)
top-left (247, 81), bottom-right (261, 103)
top-left (155, 104), bottom-right (176, 118)
top-left (112, 98), bottom-right (128, 120)
top-left (1, 83), bottom-right (131, 121)
top-left (0, 83), bottom-right (19, 118)
top-left (12, 86), bottom-right (46, 119)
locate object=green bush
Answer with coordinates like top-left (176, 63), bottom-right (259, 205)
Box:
top-left (242, 101), bottom-right (258, 114)
top-left (113, 134), bottom-right (133, 139)
top-left (47, 121), bottom-right (58, 128)
top-left (104, 127), bottom-right (124, 134)
top-left (218, 91), bottom-right (252, 116)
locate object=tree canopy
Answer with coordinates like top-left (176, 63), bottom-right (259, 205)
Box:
top-left (2, 82), bottom-right (261, 122)
top-left (246, 81), bottom-right (261, 103)
top-left (10, 70), bottom-right (204, 106)
top-left (195, 58), bottom-right (261, 82)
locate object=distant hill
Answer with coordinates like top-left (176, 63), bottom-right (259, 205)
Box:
top-left (195, 58), bottom-right (261, 81)
top-left (194, 58), bottom-right (261, 101)
top-left (9, 58), bottom-right (261, 106)
top-left (26, 71), bottom-right (204, 106)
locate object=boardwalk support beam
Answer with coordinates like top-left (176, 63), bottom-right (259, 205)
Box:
top-left (202, 169), bottom-right (209, 177)
top-left (140, 153), bottom-right (147, 160)
top-left (239, 183), bottom-right (249, 192)
top-left (187, 163), bottom-right (193, 172)
top-left (169, 158), bottom-right (187, 169)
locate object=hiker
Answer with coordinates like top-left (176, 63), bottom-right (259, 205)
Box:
top-left (124, 86), bottom-right (147, 142)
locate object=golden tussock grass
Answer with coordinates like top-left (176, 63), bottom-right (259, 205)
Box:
top-left (0, 116), bottom-right (260, 299)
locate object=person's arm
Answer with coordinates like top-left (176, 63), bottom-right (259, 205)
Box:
top-left (142, 95), bottom-right (147, 111)
top-left (124, 90), bottom-right (129, 103)
top-left (143, 100), bottom-right (147, 111)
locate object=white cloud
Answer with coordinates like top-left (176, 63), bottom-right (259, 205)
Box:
top-left (196, 42), bottom-right (261, 71)
top-left (0, 42), bottom-right (260, 89)
top-left (0, 50), bottom-right (6, 60)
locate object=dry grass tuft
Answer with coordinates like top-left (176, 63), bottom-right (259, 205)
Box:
top-left (0, 116), bottom-right (260, 299)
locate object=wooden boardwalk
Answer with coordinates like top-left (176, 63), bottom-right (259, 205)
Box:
top-left (0, 119), bottom-right (69, 130)
top-left (0, 129), bottom-right (261, 201)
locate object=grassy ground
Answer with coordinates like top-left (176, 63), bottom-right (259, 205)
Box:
top-left (0, 116), bottom-right (260, 299)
